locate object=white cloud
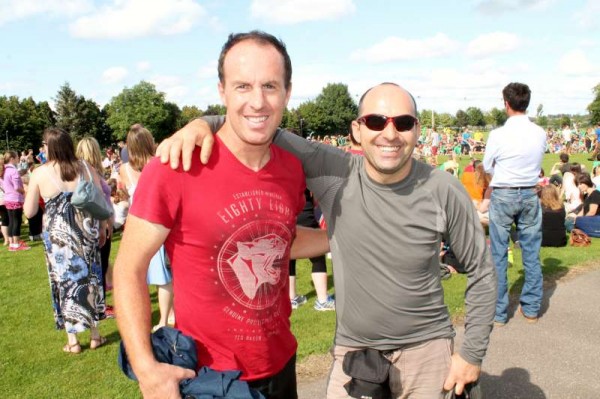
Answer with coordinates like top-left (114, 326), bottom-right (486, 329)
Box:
top-left (467, 32), bottom-right (520, 58)
top-left (149, 74), bottom-right (189, 103)
top-left (557, 49), bottom-right (596, 75)
top-left (572, 0), bottom-right (600, 30)
top-left (250, 0), bottom-right (355, 24)
top-left (197, 61), bottom-right (218, 80)
top-left (102, 66), bottom-right (128, 84)
top-left (0, 0), bottom-right (92, 25)
top-left (68, 0), bottom-right (206, 39)
top-left (475, 0), bottom-right (554, 15)
top-left (350, 33), bottom-right (460, 63)
top-left (136, 61), bottom-right (151, 72)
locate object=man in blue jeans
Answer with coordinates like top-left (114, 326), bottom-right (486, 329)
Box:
top-left (483, 82), bottom-right (546, 325)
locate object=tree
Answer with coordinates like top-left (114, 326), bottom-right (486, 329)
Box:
top-left (53, 82), bottom-right (109, 144)
top-left (204, 104), bottom-right (227, 116)
top-left (486, 107), bottom-right (507, 127)
top-left (295, 101), bottom-right (321, 138)
top-left (588, 83), bottom-right (600, 125)
top-left (436, 113), bottom-right (456, 129)
top-left (178, 105), bottom-right (204, 129)
top-left (105, 81), bottom-right (179, 141)
top-left (536, 104), bottom-right (544, 118)
top-left (536, 115), bottom-right (549, 128)
top-left (294, 83), bottom-right (358, 136)
top-left (54, 82), bottom-right (80, 136)
top-left (455, 110), bottom-right (468, 127)
top-left (466, 107), bottom-right (485, 127)
top-left (0, 96), bottom-right (55, 152)
top-left (558, 115), bottom-right (571, 128)
top-left (75, 98), bottom-right (110, 144)
top-left (419, 110), bottom-right (435, 128)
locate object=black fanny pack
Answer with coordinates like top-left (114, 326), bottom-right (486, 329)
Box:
top-left (343, 348), bottom-right (392, 399)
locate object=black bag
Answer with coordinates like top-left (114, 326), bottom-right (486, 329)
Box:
top-left (343, 348), bottom-right (392, 399)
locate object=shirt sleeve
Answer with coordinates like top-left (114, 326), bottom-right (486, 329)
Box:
top-left (200, 115), bottom-right (226, 133)
top-left (129, 157), bottom-right (183, 229)
top-left (442, 178), bottom-right (497, 365)
top-left (482, 132), bottom-right (497, 175)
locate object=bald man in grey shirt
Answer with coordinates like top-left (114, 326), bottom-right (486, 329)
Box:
top-left (159, 83), bottom-right (496, 398)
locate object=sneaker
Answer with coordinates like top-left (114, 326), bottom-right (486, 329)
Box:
top-left (16, 242), bottom-right (31, 251)
top-left (9, 243), bottom-right (30, 252)
top-left (314, 295), bottom-right (335, 311)
top-left (290, 295), bottom-right (307, 309)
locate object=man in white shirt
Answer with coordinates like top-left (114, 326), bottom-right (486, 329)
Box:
top-left (483, 82), bottom-right (546, 326)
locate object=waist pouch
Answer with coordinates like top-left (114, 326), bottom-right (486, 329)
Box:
top-left (343, 348), bottom-right (392, 399)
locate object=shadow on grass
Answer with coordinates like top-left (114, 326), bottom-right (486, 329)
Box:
top-left (480, 368), bottom-right (546, 398)
top-left (507, 256), bottom-right (569, 320)
top-left (300, 274), bottom-right (335, 301)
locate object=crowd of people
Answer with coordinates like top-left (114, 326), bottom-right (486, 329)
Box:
top-left (2, 28), bottom-right (600, 399)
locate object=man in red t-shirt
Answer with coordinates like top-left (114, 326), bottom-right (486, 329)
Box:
top-left (114, 31), bottom-right (328, 399)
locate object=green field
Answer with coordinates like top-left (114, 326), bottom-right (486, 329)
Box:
top-left (1, 152), bottom-right (598, 397)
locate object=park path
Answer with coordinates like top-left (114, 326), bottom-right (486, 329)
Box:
top-left (298, 266), bottom-right (600, 398)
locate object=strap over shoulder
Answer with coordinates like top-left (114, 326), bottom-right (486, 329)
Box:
top-left (80, 160), bottom-right (93, 182)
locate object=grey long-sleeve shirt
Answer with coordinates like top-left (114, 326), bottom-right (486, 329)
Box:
top-left (204, 117), bottom-right (497, 364)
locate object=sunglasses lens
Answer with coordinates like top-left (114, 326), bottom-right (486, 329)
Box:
top-left (364, 115), bottom-right (388, 131)
top-left (393, 115), bottom-right (416, 131)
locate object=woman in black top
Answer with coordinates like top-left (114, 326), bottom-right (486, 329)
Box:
top-left (574, 173), bottom-right (600, 237)
top-left (539, 185), bottom-right (567, 247)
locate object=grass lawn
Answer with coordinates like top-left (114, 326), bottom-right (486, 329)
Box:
top-left (1, 152), bottom-right (598, 397)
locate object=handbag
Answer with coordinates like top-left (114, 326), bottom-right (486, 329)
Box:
top-left (569, 228), bottom-right (591, 247)
top-left (71, 161), bottom-right (112, 220)
top-left (343, 348), bottom-right (392, 399)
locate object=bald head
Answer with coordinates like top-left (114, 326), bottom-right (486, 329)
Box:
top-left (357, 83), bottom-right (418, 117)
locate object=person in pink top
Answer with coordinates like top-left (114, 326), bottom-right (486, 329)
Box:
top-left (2, 151), bottom-right (30, 251)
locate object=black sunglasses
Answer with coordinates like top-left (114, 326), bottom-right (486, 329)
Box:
top-left (357, 114), bottom-right (418, 132)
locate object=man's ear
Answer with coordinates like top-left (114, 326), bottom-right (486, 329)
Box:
top-left (218, 82), bottom-right (226, 107)
top-left (351, 120), bottom-right (361, 144)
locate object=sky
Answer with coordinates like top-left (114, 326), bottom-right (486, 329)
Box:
top-left (1, 0), bottom-right (599, 116)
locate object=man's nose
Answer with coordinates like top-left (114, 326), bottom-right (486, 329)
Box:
top-left (249, 87), bottom-right (265, 109)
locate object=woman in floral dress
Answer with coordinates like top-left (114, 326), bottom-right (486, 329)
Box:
top-left (24, 128), bottom-right (108, 353)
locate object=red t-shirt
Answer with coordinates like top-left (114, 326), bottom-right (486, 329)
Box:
top-left (130, 137), bottom-right (306, 380)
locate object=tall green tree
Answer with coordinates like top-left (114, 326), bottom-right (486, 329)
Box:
top-left (466, 107), bottom-right (486, 127)
top-left (54, 82), bottom-right (109, 143)
top-left (588, 83), bottom-right (600, 124)
top-left (294, 83), bottom-right (357, 137)
top-left (54, 82), bottom-right (80, 136)
top-left (105, 81), bottom-right (179, 141)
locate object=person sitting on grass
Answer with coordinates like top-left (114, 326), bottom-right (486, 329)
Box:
top-left (573, 173), bottom-right (600, 237)
top-left (539, 185), bottom-right (567, 247)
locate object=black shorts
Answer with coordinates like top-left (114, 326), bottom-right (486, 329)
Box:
top-left (248, 354), bottom-right (297, 399)
top-left (0, 205), bottom-right (8, 226)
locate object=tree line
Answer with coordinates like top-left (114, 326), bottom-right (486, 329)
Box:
top-left (2, 81), bottom-right (599, 153)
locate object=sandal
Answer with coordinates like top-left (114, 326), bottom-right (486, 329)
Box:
top-left (63, 342), bottom-right (82, 354)
top-left (90, 336), bottom-right (107, 350)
